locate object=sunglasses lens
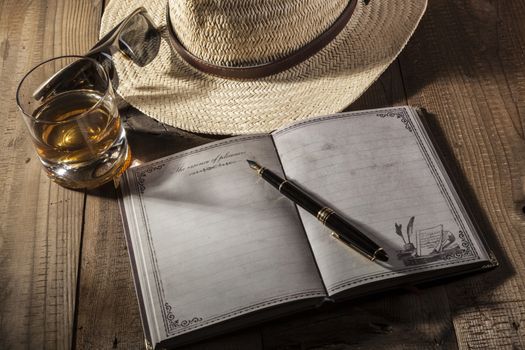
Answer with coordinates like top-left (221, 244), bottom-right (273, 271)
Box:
top-left (118, 13), bottom-right (160, 67)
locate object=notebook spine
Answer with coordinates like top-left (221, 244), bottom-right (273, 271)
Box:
top-left (118, 176), bottom-right (155, 349)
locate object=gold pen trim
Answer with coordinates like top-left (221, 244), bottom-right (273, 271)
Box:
top-left (257, 167), bottom-right (266, 176)
top-left (316, 207), bottom-right (334, 225)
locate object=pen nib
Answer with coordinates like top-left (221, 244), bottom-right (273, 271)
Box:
top-left (246, 160), bottom-right (262, 172)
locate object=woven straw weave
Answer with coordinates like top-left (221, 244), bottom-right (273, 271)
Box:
top-left (170, 0), bottom-right (349, 66)
top-left (101, 0), bottom-right (427, 135)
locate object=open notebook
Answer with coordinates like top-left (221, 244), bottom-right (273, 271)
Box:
top-left (119, 106), bottom-right (496, 349)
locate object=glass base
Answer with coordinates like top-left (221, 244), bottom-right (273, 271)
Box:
top-left (40, 136), bottom-right (131, 190)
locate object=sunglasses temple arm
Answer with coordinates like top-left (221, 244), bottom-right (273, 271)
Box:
top-left (88, 19), bottom-right (125, 54)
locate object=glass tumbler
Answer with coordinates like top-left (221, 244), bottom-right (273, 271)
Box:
top-left (16, 55), bottom-right (131, 189)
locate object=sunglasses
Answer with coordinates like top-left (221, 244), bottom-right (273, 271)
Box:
top-left (33, 7), bottom-right (160, 100)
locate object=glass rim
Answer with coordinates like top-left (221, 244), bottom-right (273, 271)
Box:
top-left (16, 55), bottom-right (113, 125)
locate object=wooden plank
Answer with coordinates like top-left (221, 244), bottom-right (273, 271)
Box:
top-left (0, 0), bottom-right (102, 349)
top-left (262, 288), bottom-right (458, 350)
top-left (452, 301), bottom-right (525, 349)
top-left (398, 0), bottom-right (525, 348)
top-left (73, 185), bottom-right (145, 349)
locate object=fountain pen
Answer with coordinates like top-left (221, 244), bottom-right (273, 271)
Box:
top-left (247, 160), bottom-right (388, 262)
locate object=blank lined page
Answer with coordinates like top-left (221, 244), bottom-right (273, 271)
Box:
top-left (121, 135), bottom-right (325, 342)
top-left (272, 107), bottom-right (490, 296)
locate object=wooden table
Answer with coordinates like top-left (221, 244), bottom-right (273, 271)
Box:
top-left (1, 0), bottom-right (524, 349)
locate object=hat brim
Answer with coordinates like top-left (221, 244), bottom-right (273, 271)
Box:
top-left (101, 0), bottom-right (427, 135)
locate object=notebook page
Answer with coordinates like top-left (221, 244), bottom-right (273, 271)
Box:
top-left (121, 135), bottom-right (325, 343)
top-left (272, 107), bottom-right (490, 296)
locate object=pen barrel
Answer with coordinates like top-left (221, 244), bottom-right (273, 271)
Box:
top-left (260, 168), bottom-right (324, 214)
top-left (324, 213), bottom-right (381, 254)
top-left (258, 166), bottom-right (385, 261)
top-left (260, 168), bottom-right (286, 190)
top-left (280, 180), bottom-right (381, 257)
top-left (277, 180), bottom-right (325, 215)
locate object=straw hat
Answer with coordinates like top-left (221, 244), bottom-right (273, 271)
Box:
top-left (101, 0), bottom-right (427, 135)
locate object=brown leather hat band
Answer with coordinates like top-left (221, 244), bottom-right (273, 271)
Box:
top-left (166, 0), bottom-right (358, 79)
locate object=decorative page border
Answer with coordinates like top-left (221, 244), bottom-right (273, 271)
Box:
top-left (129, 107), bottom-right (486, 335)
top-left (274, 107), bottom-right (481, 293)
top-left (130, 135), bottom-right (326, 337)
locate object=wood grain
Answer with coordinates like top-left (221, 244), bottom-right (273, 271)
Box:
top-left (3, 0), bottom-right (525, 349)
top-left (72, 3), bottom-right (247, 349)
top-left (74, 185), bottom-right (145, 350)
top-left (262, 289), bottom-right (458, 350)
top-left (399, 0), bottom-right (525, 348)
top-left (0, 0), bottom-right (102, 349)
